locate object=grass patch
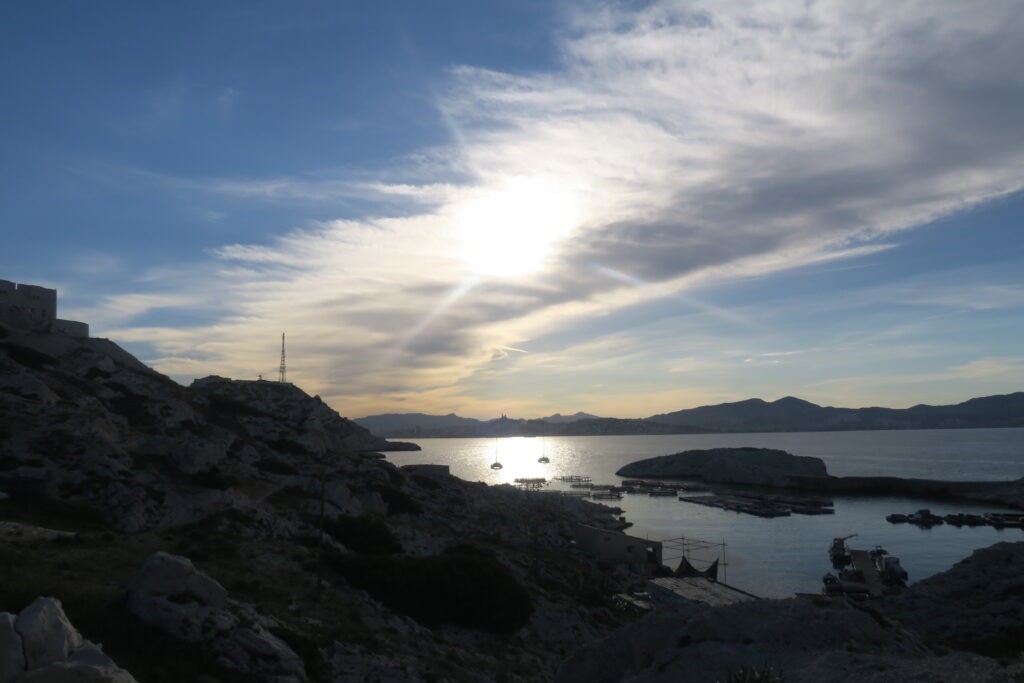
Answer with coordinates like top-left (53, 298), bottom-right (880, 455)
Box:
top-left (0, 488), bottom-right (108, 533)
top-left (326, 547), bottom-right (532, 633)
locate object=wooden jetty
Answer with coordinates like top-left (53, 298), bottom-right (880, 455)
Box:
top-left (848, 549), bottom-right (885, 598)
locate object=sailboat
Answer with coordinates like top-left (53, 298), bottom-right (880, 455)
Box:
top-left (490, 439), bottom-right (503, 470)
top-left (537, 437), bottom-right (550, 464)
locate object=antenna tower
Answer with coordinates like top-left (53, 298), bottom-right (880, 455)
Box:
top-left (278, 332), bottom-right (287, 383)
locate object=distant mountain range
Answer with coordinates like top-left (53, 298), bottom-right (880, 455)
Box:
top-left (354, 392), bottom-right (1024, 438)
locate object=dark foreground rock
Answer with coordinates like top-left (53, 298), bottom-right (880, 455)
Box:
top-left (883, 541), bottom-right (1024, 653)
top-left (125, 552), bottom-right (306, 682)
top-left (556, 594), bottom-right (1016, 683)
top-left (0, 597), bottom-right (136, 682)
top-left (616, 447), bottom-right (828, 487)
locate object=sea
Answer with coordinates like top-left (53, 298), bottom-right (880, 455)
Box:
top-left (383, 428), bottom-right (1024, 597)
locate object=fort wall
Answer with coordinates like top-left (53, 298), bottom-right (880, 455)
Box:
top-left (0, 279), bottom-right (89, 337)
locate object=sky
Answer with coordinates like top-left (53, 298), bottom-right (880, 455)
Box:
top-left (2, 0), bottom-right (1023, 419)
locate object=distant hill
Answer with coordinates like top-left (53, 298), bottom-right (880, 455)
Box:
top-left (646, 392), bottom-right (1024, 432)
top-left (353, 413), bottom-right (700, 438)
top-left (540, 411), bottom-right (602, 423)
top-left (356, 392), bottom-right (1024, 438)
top-left (354, 412), bottom-right (482, 437)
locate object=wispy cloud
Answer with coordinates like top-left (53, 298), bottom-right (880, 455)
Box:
top-left (94, 0), bottom-right (1024, 416)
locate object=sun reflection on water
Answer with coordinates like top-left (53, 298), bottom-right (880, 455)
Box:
top-left (485, 437), bottom-right (554, 484)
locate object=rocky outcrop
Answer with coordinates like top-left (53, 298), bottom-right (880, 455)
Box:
top-left (125, 552), bottom-right (306, 682)
top-left (884, 541), bottom-right (1024, 649)
top-left (0, 326), bottom-right (415, 532)
top-left (556, 596), bottom-right (1015, 682)
top-left (616, 447), bottom-right (828, 487)
top-left (0, 597), bottom-right (136, 683)
top-left (190, 376), bottom-right (411, 456)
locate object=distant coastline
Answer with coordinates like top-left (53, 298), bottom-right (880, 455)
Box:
top-left (356, 392), bottom-right (1024, 438)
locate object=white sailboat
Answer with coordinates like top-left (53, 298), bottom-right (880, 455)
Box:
top-left (490, 439), bottom-right (503, 470)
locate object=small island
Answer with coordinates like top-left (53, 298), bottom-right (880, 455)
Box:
top-left (618, 446), bottom-right (1024, 511)
top-left (616, 447), bottom-right (828, 487)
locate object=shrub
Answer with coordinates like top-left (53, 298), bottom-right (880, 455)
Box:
top-left (326, 549), bottom-right (532, 633)
top-left (373, 484), bottom-right (423, 516)
top-left (269, 626), bottom-right (329, 681)
top-left (188, 466), bottom-right (238, 490)
top-left (320, 515), bottom-right (402, 555)
top-left (255, 458), bottom-right (299, 476)
top-left (205, 393), bottom-right (269, 418)
top-left (268, 439), bottom-right (312, 457)
top-left (411, 474), bottom-right (441, 491)
top-left (0, 342), bottom-right (56, 369)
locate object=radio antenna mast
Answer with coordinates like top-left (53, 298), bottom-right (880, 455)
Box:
top-left (278, 332), bottom-right (287, 383)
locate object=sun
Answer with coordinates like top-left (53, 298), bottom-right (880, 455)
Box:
top-left (456, 177), bottom-right (580, 279)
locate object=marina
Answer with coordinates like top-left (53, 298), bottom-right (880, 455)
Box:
top-left (387, 429), bottom-right (1024, 596)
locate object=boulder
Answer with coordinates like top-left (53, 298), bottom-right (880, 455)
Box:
top-left (1, 598), bottom-right (136, 683)
top-left (125, 552), bottom-right (306, 682)
top-left (14, 598), bottom-right (83, 670)
top-left (616, 447), bottom-right (828, 487)
top-left (127, 552), bottom-right (228, 609)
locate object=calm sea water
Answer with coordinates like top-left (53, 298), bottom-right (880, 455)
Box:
top-left (385, 428), bottom-right (1024, 597)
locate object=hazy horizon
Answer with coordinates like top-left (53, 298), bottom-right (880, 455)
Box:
top-left (4, 1), bottom-right (1024, 418)
top-left (351, 389), bottom-right (1022, 422)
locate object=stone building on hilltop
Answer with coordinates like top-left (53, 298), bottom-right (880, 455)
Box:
top-left (0, 279), bottom-right (89, 337)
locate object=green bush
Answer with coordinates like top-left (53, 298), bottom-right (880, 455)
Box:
top-left (326, 548), bottom-right (532, 633)
top-left (320, 515), bottom-right (402, 555)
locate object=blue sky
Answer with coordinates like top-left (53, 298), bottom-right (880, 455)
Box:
top-left (2, 1), bottom-right (1023, 418)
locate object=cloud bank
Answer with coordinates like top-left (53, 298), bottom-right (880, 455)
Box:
top-left (95, 0), bottom-right (1024, 416)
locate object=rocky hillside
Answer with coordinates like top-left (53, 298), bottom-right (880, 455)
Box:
top-left (557, 541), bottom-right (1024, 682)
top-left (0, 325), bottom-right (415, 532)
top-left (0, 323), bottom-right (637, 681)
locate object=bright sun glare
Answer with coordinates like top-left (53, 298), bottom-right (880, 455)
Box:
top-left (457, 177), bottom-right (580, 279)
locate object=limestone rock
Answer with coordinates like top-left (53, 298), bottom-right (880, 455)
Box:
top-left (616, 447), bottom-right (828, 487)
top-left (125, 552), bottom-right (306, 682)
top-left (0, 613), bottom-right (25, 683)
top-left (127, 552), bottom-right (228, 608)
top-left (1, 598), bottom-right (136, 683)
top-left (14, 598), bottom-right (83, 670)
